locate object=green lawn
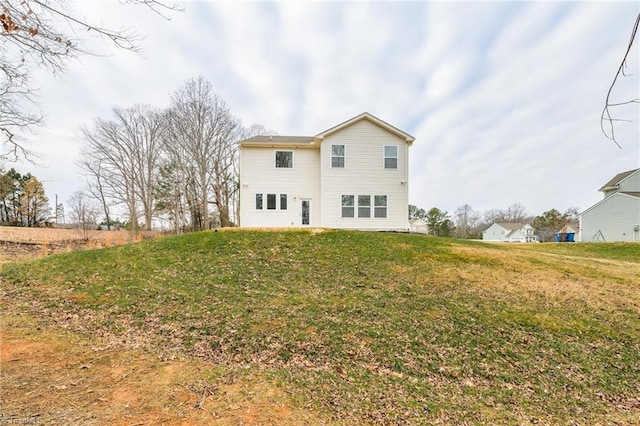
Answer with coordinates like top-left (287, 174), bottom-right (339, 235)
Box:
top-left (2, 230), bottom-right (639, 424)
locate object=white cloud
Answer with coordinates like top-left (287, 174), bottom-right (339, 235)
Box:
top-left (9, 1), bottom-right (640, 222)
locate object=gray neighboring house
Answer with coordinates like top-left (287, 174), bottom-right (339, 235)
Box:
top-left (580, 168), bottom-right (640, 242)
top-left (482, 222), bottom-right (536, 242)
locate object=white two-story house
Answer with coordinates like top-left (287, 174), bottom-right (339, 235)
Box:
top-left (482, 223), bottom-right (536, 242)
top-left (239, 112), bottom-right (415, 230)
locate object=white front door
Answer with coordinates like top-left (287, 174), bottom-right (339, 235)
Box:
top-left (301, 199), bottom-right (311, 226)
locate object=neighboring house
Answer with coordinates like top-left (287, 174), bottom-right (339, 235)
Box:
top-left (482, 223), bottom-right (536, 242)
top-left (579, 168), bottom-right (640, 242)
top-left (409, 219), bottom-right (428, 234)
top-left (239, 112), bottom-right (415, 230)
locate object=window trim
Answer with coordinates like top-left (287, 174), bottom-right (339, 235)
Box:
top-left (274, 150), bottom-right (294, 169)
top-left (384, 145), bottom-right (398, 169)
top-left (331, 144), bottom-right (345, 168)
top-left (374, 195), bottom-right (387, 218)
top-left (341, 194), bottom-right (355, 218)
top-left (358, 195), bottom-right (371, 218)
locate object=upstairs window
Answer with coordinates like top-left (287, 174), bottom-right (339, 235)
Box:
top-left (374, 195), bottom-right (387, 218)
top-left (384, 145), bottom-right (398, 169)
top-left (358, 195), bottom-right (371, 218)
top-left (275, 151), bottom-right (293, 168)
top-left (331, 144), bottom-right (345, 168)
top-left (341, 195), bottom-right (354, 218)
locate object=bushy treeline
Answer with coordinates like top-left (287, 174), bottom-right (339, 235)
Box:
top-left (410, 203), bottom-right (579, 241)
top-left (0, 168), bottom-right (50, 227)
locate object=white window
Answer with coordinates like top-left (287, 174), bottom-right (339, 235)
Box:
top-left (275, 151), bottom-right (293, 168)
top-left (358, 195), bottom-right (371, 218)
top-left (255, 194), bottom-right (263, 210)
top-left (374, 195), bottom-right (387, 218)
top-left (384, 145), bottom-right (398, 169)
top-left (341, 195), bottom-right (354, 218)
top-left (280, 194), bottom-right (288, 210)
top-left (331, 144), bottom-right (345, 168)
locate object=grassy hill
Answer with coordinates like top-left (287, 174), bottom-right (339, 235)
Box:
top-left (2, 230), bottom-right (639, 424)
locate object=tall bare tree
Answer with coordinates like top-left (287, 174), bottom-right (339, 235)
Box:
top-left (78, 156), bottom-right (114, 230)
top-left (0, 0), bottom-right (180, 160)
top-left (453, 204), bottom-right (481, 239)
top-left (484, 203), bottom-right (530, 224)
top-left (68, 190), bottom-right (99, 240)
top-left (163, 76), bottom-right (241, 229)
top-left (80, 104), bottom-right (164, 231)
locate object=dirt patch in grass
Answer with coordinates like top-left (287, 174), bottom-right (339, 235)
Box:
top-left (0, 308), bottom-right (333, 426)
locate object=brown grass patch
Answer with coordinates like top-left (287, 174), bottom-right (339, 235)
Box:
top-left (448, 245), bottom-right (640, 313)
top-left (0, 309), bottom-right (334, 426)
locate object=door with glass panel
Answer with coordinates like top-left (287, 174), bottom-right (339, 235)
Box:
top-left (301, 200), bottom-right (310, 226)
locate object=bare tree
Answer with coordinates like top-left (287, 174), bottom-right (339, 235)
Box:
top-left (68, 191), bottom-right (99, 240)
top-left (78, 156), bottom-right (114, 230)
top-left (163, 76), bottom-right (241, 230)
top-left (601, 13), bottom-right (640, 148)
top-left (453, 204), bottom-right (481, 239)
top-left (0, 0), bottom-right (180, 160)
top-left (80, 104), bottom-right (164, 232)
top-left (484, 203), bottom-right (530, 224)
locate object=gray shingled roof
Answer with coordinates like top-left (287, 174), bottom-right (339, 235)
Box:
top-left (240, 135), bottom-right (315, 145)
top-left (495, 222), bottom-right (528, 231)
top-left (599, 168), bottom-right (639, 191)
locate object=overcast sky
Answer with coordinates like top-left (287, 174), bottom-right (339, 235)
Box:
top-left (14, 0), bottom-right (640, 220)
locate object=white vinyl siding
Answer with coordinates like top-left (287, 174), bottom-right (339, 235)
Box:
top-left (240, 147), bottom-right (321, 227)
top-left (580, 193), bottom-right (640, 242)
top-left (617, 170), bottom-right (640, 194)
top-left (320, 119), bottom-right (409, 230)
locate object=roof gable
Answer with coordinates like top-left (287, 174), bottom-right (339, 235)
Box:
top-left (314, 112), bottom-right (415, 145)
top-left (599, 168), bottom-right (640, 192)
top-left (580, 191), bottom-right (640, 216)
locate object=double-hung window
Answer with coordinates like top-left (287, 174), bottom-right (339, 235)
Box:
top-left (374, 195), bottom-right (387, 218)
top-left (384, 145), bottom-right (398, 169)
top-left (341, 195), bottom-right (354, 218)
top-left (275, 151), bottom-right (293, 168)
top-left (358, 195), bottom-right (371, 218)
top-left (280, 194), bottom-right (288, 210)
top-left (255, 194), bottom-right (263, 210)
top-left (331, 144), bottom-right (345, 168)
